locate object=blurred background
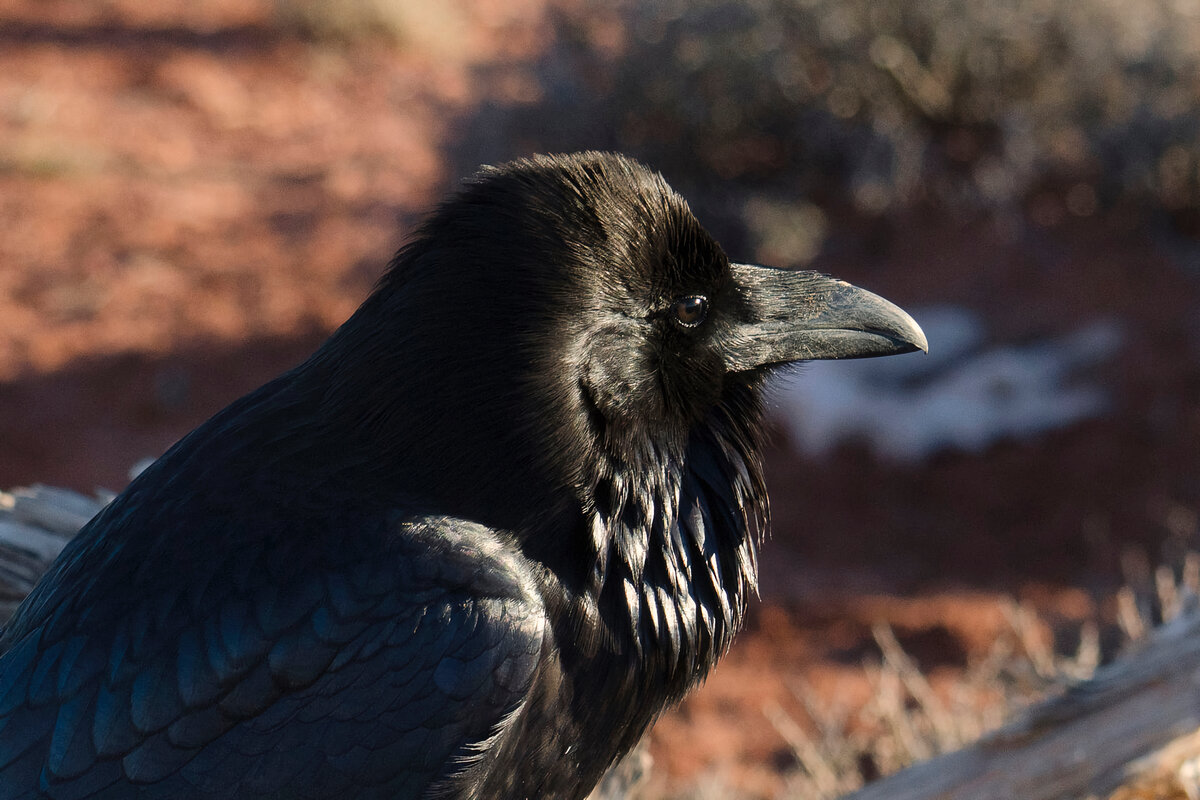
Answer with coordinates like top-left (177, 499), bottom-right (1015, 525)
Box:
top-left (2, 0), bottom-right (1199, 796)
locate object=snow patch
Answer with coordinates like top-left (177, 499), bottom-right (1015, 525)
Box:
top-left (772, 307), bottom-right (1123, 461)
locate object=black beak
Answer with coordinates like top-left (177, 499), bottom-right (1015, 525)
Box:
top-left (722, 264), bottom-right (928, 373)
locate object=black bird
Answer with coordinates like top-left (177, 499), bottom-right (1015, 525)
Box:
top-left (0, 152), bottom-right (925, 799)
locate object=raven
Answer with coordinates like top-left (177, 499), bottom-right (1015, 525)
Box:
top-left (0, 152), bottom-right (925, 799)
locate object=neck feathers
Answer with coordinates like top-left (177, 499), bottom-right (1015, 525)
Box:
top-left (586, 386), bottom-right (767, 694)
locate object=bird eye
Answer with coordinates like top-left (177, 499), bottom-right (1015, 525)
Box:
top-left (673, 296), bottom-right (708, 328)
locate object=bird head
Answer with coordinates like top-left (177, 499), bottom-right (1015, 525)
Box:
top-left (320, 152), bottom-right (925, 587)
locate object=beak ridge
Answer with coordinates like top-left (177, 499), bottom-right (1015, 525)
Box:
top-left (723, 264), bottom-right (927, 373)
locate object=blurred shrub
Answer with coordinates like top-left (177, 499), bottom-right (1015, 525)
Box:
top-left (479, 0), bottom-right (1200, 230)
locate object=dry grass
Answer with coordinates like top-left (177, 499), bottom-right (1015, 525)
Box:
top-left (762, 604), bottom-right (1100, 799)
top-left (756, 552), bottom-right (1200, 800)
top-left (272, 0), bottom-right (469, 53)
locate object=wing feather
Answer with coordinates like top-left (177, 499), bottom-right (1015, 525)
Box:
top-left (0, 512), bottom-right (545, 800)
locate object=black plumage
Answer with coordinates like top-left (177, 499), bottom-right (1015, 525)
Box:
top-left (0, 152), bottom-right (926, 799)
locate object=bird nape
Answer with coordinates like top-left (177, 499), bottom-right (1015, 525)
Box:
top-left (0, 152), bottom-right (926, 800)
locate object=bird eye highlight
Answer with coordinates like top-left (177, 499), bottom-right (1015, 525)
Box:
top-left (673, 296), bottom-right (708, 327)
